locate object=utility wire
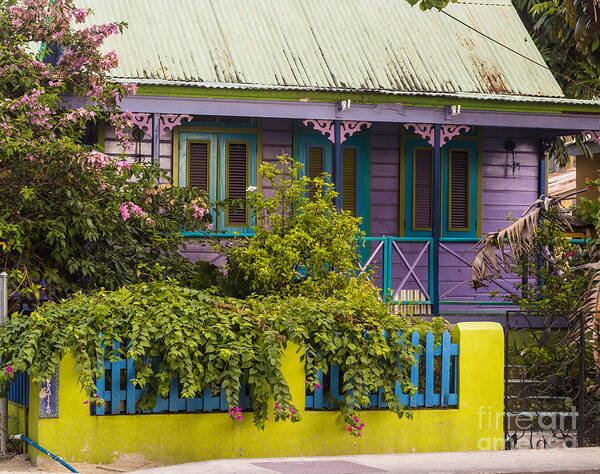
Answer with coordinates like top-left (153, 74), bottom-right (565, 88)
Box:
top-left (440, 9), bottom-right (600, 98)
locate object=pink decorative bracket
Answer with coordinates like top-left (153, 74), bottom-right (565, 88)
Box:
top-left (582, 130), bottom-right (600, 147)
top-left (132, 113), bottom-right (193, 138)
top-left (404, 123), bottom-right (471, 147)
top-left (132, 113), bottom-right (152, 137)
top-left (302, 120), bottom-right (372, 143)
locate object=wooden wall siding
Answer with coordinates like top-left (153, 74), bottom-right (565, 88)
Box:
top-left (370, 123), bottom-right (400, 236)
top-left (102, 126), bottom-right (173, 176)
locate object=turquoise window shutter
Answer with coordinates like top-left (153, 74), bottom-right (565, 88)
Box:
top-left (178, 131), bottom-right (257, 233)
top-left (178, 132), bottom-right (219, 226)
top-left (441, 140), bottom-right (478, 238)
top-left (218, 133), bottom-right (257, 234)
top-left (405, 137), bottom-right (479, 238)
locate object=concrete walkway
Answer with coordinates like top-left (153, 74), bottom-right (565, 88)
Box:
top-left (133, 448), bottom-right (600, 473)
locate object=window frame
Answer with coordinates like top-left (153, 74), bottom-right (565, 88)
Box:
top-left (444, 145), bottom-right (476, 234)
top-left (401, 128), bottom-right (481, 238)
top-left (173, 124), bottom-right (260, 234)
top-left (221, 137), bottom-right (253, 230)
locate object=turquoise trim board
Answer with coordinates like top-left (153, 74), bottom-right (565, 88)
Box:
top-left (405, 137), bottom-right (479, 238)
top-left (178, 131), bottom-right (257, 233)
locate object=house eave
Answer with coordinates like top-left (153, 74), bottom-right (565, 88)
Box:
top-left (115, 94), bottom-right (600, 134)
top-left (112, 78), bottom-right (600, 113)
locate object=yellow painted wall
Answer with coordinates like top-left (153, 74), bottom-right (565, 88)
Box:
top-left (8, 402), bottom-right (27, 437)
top-left (27, 322), bottom-right (503, 465)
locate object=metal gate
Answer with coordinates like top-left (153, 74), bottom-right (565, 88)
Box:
top-left (504, 311), bottom-right (600, 449)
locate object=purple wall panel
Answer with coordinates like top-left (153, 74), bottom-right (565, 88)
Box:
top-left (370, 124), bottom-right (399, 238)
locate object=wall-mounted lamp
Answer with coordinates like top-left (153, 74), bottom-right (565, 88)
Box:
top-left (337, 99), bottom-right (351, 112)
top-left (503, 139), bottom-right (520, 175)
top-left (132, 127), bottom-right (145, 163)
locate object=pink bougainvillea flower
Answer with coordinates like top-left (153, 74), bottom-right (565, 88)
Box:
top-left (5, 366), bottom-right (12, 375)
top-left (83, 400), bottom-right (89, 405)
top-left (119, 203), bottom-right (130, 221)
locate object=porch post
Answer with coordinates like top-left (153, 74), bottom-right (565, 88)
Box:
top-left (334, 120), bottom-right (342, 210)
top-left (151, 113), bottom-right (161, 167)
top-left (432, 125), bottom-right (441, 315)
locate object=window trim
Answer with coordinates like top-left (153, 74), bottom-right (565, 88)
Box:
top-left (173, 124), bottom-right (261, 234)
top-left (442, 141), bottom-right (479, 237)
top-left (411, 146), bottom-right (434, 233)
top-left (401, 128), bottom-right (481, 238)
top-left (223, 139), bottom-right (251, 229)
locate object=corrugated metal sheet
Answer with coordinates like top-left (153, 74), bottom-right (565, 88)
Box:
top-left (83, 0), bottom-right (565, 99)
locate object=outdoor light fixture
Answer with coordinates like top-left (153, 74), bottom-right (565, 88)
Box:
top-left (503, 139), bottom-right (520, 175)
top-left (337, 99), bottom-right (351, 112)
top-left (132, 126), bottom-right (145, 163)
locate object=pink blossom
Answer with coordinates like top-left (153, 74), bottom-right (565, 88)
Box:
top-left (119, 204), bottom-right (131, 221)
top-left (83, 400), bottom-right (89, 405)
top-left (114, 160), bottom-right (131, 172)
top-left (192, 204), bottom-right (207, 219)
top-left (145, 218), bottom-right (155, 227)
top-left (122, 83), bottom-right (137, 95)
top-left (206, 223), bottom-right (213, 231)
top-left (5, 366), bottom-right (12, 375)
top-left (74, 8), bottom-right (87, 23)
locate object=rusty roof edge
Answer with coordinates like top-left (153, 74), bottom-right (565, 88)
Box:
top-left (113, 77), bottom-right (600, 107)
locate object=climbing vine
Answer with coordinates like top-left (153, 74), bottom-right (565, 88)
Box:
top-left (0, 278), bottom-right (446, 434)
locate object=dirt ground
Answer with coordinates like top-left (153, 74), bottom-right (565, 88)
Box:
top-left (0, 453), bottom-right (164, 473)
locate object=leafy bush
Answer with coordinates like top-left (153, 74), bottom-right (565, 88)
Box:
top-left (0, 278), bottom-right (446, 433)
top-left (215, 154), bottom-right (368, 298)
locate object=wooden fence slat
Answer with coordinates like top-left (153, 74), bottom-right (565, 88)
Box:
top-left (409, 331), bottom-right (420, 407)
top-left (441, 330), bottom-right (451, 407)
top-left (203, 384), bottom-right (220, 412)
top-left (330, 365), bottom-right (340, 407)
top-left (425, 331), bottom-right (435, 407)
top-left (314, 369), bottom-right (323, 409)
top-left (126, 358), bottom-right (136, 414)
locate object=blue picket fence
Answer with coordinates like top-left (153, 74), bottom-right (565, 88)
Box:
top-left (95, 331), bottom-right (458, 415)
top-left (95, 341), bottom-right (250, 415)
top-left (8, 370), bottom-right (29, 407)
top-left (305, 330), bottom-right (458, 410)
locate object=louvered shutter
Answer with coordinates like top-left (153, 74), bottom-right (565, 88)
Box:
top-left (188, 142), bottom-right (209, 191)
top-left (308, 146), bottom-right (323, 198)
top-left (342, 148), bottom-right (357, 215)
top-left (449, 150), bottom-right (469, 229)
top-left (414, 149), bottom-right (433, 229)
top-left (227, 142), bottom-right (248, 225)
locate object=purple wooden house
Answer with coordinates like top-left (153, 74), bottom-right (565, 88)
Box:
top-left (88, 0), bottom-right (600, 317)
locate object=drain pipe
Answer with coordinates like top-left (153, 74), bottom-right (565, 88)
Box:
top-left (12, 434), bottom-right (78, 473)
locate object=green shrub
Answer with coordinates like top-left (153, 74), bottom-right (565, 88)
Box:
top-left (215, 154), bottom-right (368, 298)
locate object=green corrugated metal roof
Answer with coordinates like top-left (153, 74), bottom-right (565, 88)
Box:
top-left (83, 0), bottom-right (567, 100)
